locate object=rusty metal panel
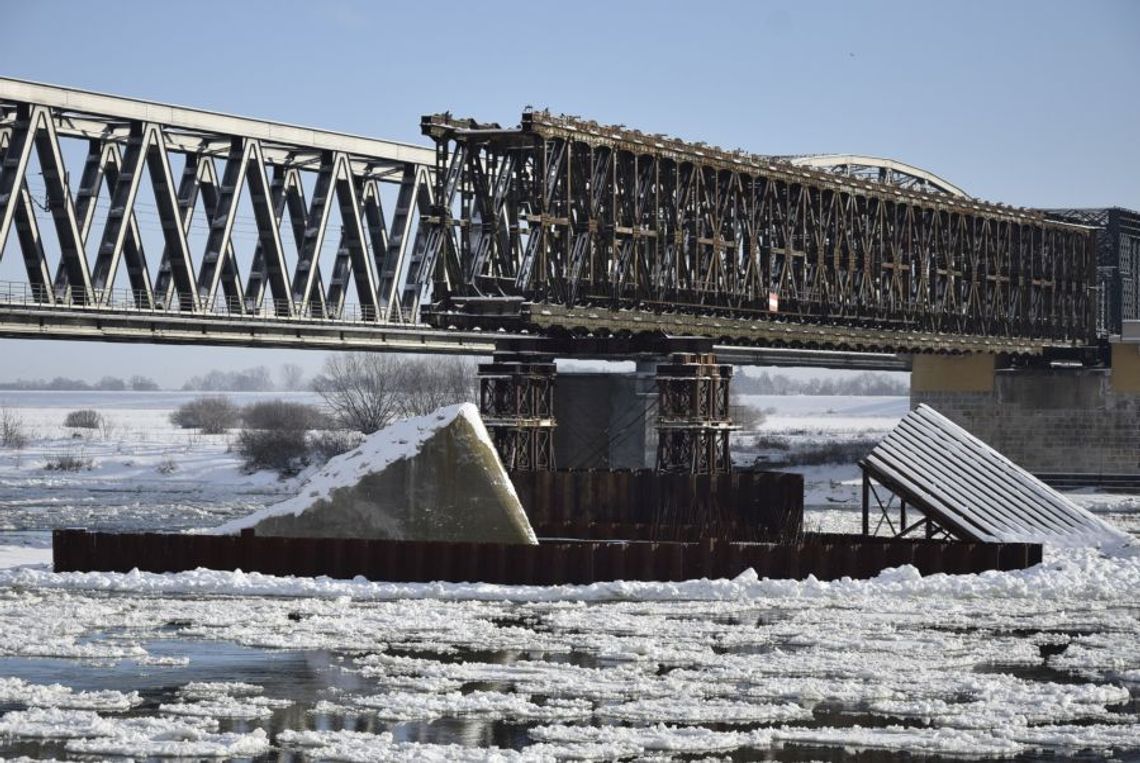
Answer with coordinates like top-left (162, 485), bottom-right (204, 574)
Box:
top-left (52, 529), bottom-right (1041, 584)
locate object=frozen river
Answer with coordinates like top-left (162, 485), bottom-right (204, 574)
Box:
top-left (0, 391), bottom-right (1137, 760)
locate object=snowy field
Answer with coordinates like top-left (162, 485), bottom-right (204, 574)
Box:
top-left (737, 394), bottom-right (909, 533)
top-left (0, 391), bottom-right (317, 544)
top-left (0, 391), bottom-right (1137, 760)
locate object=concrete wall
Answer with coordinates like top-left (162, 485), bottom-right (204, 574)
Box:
top-left (553, 368), bottom-right (657, 469)
top-left (911, 353), bottom-right (995, 393)
top-left (911, 350), bottom-right (1140, 474)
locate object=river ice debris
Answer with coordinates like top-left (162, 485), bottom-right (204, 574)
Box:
top-left (0, 542), bottom-right (1134, 759)
top-left (0, 392), bottom-right (1136, 759)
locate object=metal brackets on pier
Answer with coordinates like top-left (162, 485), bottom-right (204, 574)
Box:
top-left (478, 351), bottom-right (557, 471)
top-left (655, 352), bottom-right (737, 475)
top-left (479, 343), bottom-right (740, 475)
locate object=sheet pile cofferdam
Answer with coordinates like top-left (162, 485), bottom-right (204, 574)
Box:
top-left (420, 111), bottom-right (1098, 355)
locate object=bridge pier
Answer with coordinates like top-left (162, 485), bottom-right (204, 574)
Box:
top-left (553, 361), bottom-right (658, 470)
top-left (655, 353), bottom-right (736, 474)
top-left (485, 339), bottom-right (738, 474)
top-left (911, 345), bottom-right (1140, 475)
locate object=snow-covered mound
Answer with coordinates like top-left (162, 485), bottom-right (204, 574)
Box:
top-left (217, 403), bottom-right (537, 544)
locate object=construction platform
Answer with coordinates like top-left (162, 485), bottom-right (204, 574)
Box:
top-left (50, 467), bottom-right (1044, 582)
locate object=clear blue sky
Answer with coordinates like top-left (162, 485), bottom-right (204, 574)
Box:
top-left (0, 0), bottom-right (1136, 386)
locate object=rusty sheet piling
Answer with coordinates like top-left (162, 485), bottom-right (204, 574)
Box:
top-left (53, 528), bottom-right (1040, 584)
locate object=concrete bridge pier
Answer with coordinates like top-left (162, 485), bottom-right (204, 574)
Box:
top-left (553, 361), bottom-right (659, 470)
top-left (910, 344), bottom-right (1140, 475)
top-left (551, 352), bottom-right (737, 473)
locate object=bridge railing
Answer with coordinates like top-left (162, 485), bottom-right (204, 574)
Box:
top-left (0, 279), bottom-right (414, 325)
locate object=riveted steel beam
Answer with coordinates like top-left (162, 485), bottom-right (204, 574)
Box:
top-left (421, 111), bottom-right (1098, 355)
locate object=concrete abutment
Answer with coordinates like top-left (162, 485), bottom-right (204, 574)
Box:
top-left (910, 345), bottom-right (1140, 475)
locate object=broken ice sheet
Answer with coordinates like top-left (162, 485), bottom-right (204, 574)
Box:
top-left (0, 542), bottom-right (1134, 759)
top-left (0, 677), bottom-right (141, 711)
top-left (346, 689), bottom-right (593, 722)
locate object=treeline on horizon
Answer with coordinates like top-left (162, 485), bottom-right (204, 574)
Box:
top-left (0, 363), bottom-right (307, 393)
top-left (0, 375), bottom-right (161, 391)
top-left (0, 364), bottom-right (909, 396)
top-left (734, 370), bottom-right (908, 396)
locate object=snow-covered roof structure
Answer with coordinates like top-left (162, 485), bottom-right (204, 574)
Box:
top-left (861, 405), bottom-right (1129, 548)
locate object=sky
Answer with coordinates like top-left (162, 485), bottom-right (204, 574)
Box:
top-left (0, 0), bottom-right (1136, 387)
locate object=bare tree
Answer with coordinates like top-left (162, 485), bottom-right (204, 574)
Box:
top-left (399, 357), bottom-right (477, 417)
top-left (311, 353), bottom-right (477, 434)
top-left (129, 375), bottom-right (160, 391)
top-left (312, 354), bottom-right (406, 434)
top-left (278, 363), bottom-right (305, 391)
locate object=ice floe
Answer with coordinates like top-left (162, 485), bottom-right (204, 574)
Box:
top-left (0, 543), bottom-right (1135, 759)
top-left (0, 677), bottom-right (140, 711)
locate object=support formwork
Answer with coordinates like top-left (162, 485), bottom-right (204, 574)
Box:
top-left (861, 467), bottom-right (953, 540)
top-left (656, 352), bottom-right (737, 474)
top-left (478, 351), bottom-right (556, 470)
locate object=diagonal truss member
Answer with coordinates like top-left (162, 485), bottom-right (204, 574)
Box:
top-left (0, 78), bottom-right (437, 323)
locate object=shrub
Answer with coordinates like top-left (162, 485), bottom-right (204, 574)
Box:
top-left (98, 416), bottom-right (118, 441)
top-left (307, 430), bottom-right (364, 463)
top-left (170, 396), bottom-right (238, 434)
top-left (45, 452), bottom-right (93, 471)
top-left (235, 399), bottom-right (351, 476)
top-left (0, 407), bottom-right (29, 449)
top-left (748, 434), bottom-right (792, 452)
top-left (64, 409), bottom-right (103, 429)
top-left (236, 428), bottom-right (310, 476)
top-left (241, 400), bottom-right (328, 432)
top-left (730, 394), bottom-right (766, 432)
top-left (762, 438), bottom-right (880, 468)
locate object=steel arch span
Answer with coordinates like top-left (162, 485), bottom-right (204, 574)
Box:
top-left (785, 154), bottom-right (968, 198)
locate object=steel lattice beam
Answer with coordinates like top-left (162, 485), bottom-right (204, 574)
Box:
top-left (0, 80), bottom-right (1101, 361)
top-left (420, 111), bottom-right (1098, 356)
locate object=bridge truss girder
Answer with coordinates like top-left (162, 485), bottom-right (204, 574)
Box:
top-left (0, 79), bottom-right (438, 325)
top-left (421, 111), bottom-right (1097, 355)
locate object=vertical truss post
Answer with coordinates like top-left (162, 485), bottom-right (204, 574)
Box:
top-left (477, 351), bottom-right (556, 471)
top-left (862, 468), bottom-right (870, 536)
top-left (860, 468), bottom-right (956, 540)
top-left (655, 352), bottom-right (737, 474)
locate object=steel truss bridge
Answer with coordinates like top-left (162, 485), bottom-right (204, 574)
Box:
top-left (0, 78), bottom-right (1097, 368)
